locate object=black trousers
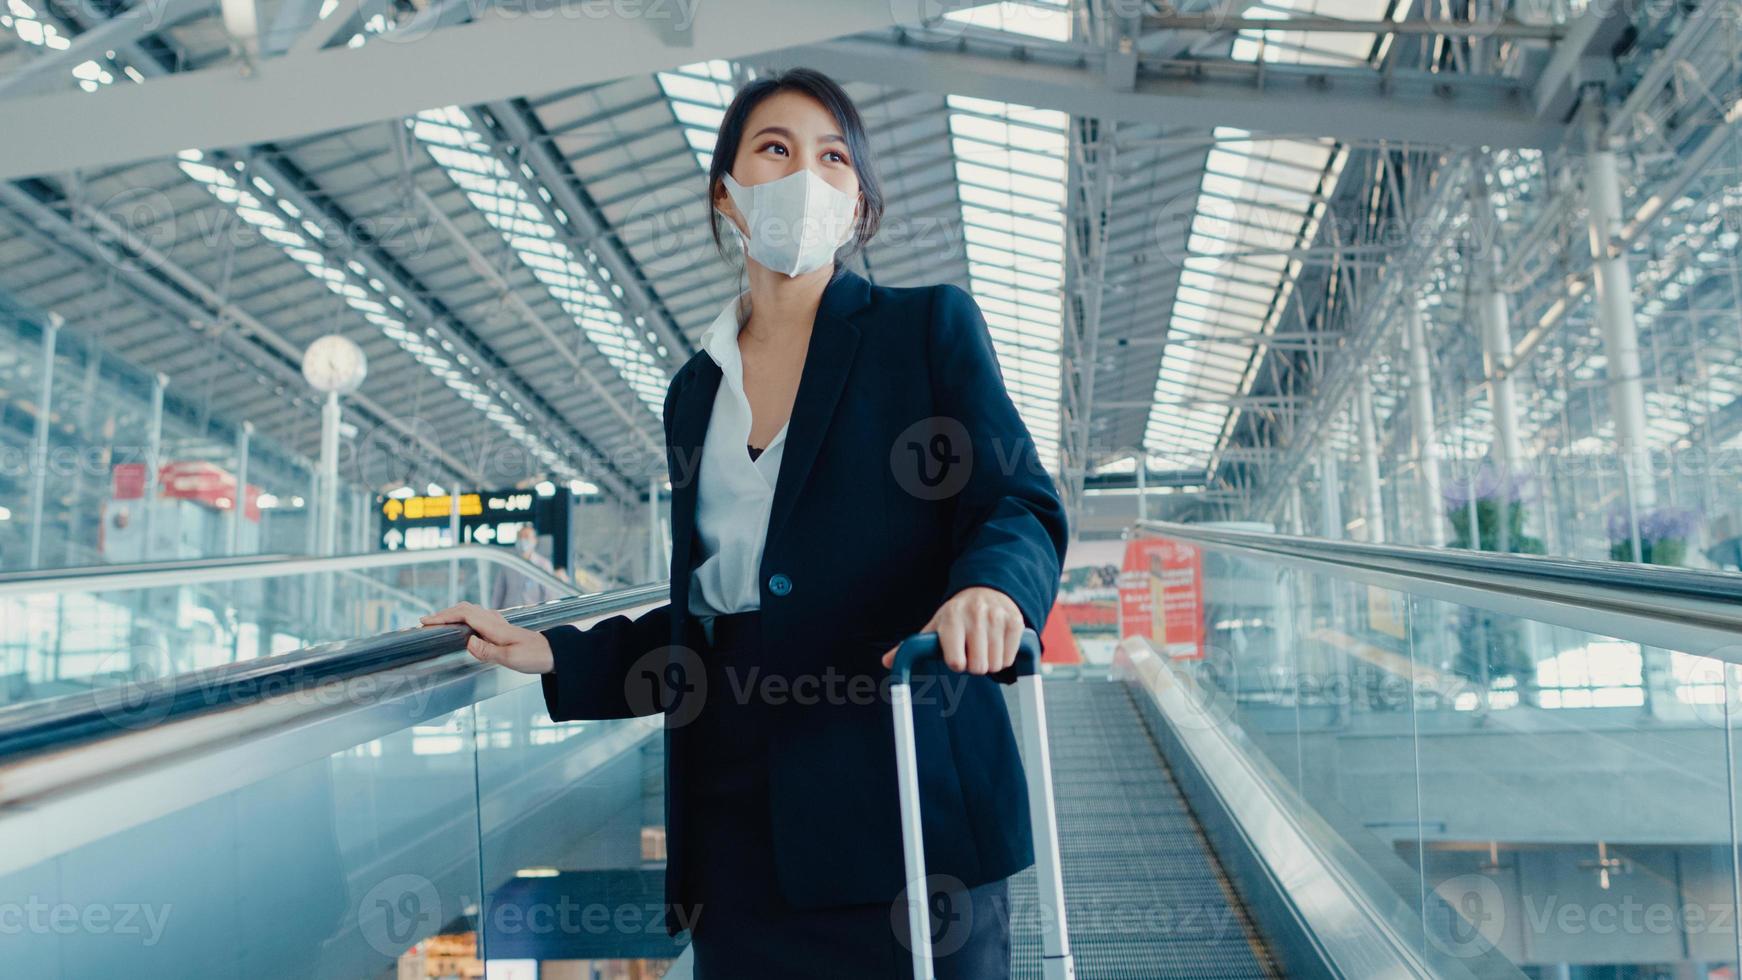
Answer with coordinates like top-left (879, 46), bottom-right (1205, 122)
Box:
top-left (684, 610), bottom-right (1013, 979)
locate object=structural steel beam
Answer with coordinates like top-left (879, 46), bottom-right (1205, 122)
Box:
top-left (757, 36), bottom-right (1562, 147)
top-left (0, 0), bottom-right (927, 180)
top-left (1140, 14), bottom-right (1567, 39)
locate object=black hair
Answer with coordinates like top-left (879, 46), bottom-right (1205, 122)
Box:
top-left (707, 66), bottom-right (883, 271)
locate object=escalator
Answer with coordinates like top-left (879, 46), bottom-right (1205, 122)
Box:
top-left (1012, 678), bottom-right (1279, 978)
top-left (1, 577), bottom-right (670, 979)
top-left (0, 545), bottom-right (1312, 979)
top-left (15, 519), bottom-right (1713, 977)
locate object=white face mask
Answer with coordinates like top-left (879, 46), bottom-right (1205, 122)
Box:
top-left (516, 536), bottom-right (536, 555)
top-left (718, 169), bottom-right (858, 278)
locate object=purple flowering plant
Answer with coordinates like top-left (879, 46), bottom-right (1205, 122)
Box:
top-left (1607, 504), bottom-right (1701, 565)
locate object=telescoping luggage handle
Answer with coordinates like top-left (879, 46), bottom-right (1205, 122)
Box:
top-left (889, 629), bottom-right (1075, 980)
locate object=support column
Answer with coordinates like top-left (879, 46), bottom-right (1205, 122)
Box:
top-left (1405, 304), bottom-right (1446, 546)
top-left (1355, 376), bottom-right (1386, 543)
top-left (1480, 288), bottom-right (1523, 470)
top-left (352, 490), bottom-right (368, 553)
top-left (317, 391), bottom-right (341, 556)
top-left (1318, 442), bottom-right (1343, 540)
top-left (26, 314), bottom-right (61, 569)
top-left (1472, 162), bottom-right (1523, 476)
top-left (648, 475), bottom-right (662, 581)
top-left (447, 484), bottom-right (461, 605)
top-left (67, 326), bottom-right (101, 566)
top-left (228, 421), bottom-right (252, 556)
top-left (142, 373), bottom-right (166, 562)
top-left (1585, 112), bottom-right (1657, 510)
top-left (1135, 454), bottom-right (1147, 523)
top-left (1320, 435), bottom-right (1351, 727)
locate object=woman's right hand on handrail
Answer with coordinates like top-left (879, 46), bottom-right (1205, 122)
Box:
top-left (420, 602), bottom-right (555, 675)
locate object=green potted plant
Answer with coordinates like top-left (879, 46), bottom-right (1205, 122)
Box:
top-left (1608, 505), bottom-right (1700, 566)
top-left (1443, 463), bottom-right (1541, 686)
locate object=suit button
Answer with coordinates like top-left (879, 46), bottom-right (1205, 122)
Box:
top-left (767, 573), bottom-right (792, 596)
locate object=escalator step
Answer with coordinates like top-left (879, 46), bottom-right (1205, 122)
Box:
top-left (1007, 678), bottom-right (1281, 979)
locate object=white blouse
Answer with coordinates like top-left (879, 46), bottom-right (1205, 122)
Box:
top-left (687, 293), bottom-right (790, 635)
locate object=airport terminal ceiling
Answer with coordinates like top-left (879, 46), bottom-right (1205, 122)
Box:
top-left (9, 7), bottom-right (1742, 977)
top-left (1, 0), bottom-right (1739, 545)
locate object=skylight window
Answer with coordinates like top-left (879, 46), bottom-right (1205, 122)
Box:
top-left (656, 60), bottom-right (737, 172)
top-left (947, 95), bottom-right (1067, 473)
top-left (3, 0), bottom-right (125, 92)
top-left (1144, 0), bottom-right (1380, 475)
top-left (174, 149), bottom-right (577, 478)
top-left (934, 2), bottom-right (1071, 474)
top-left (411, 107), bottom-right (669, 415)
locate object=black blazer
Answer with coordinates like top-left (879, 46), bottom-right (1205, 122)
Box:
top-left (539, 267), bottom-right (1069, 935)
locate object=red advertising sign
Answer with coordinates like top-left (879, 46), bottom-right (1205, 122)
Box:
top-left (1119, 536), bottom-right (1204, 660)
top-left (112, 461), bottom-right (262, 521)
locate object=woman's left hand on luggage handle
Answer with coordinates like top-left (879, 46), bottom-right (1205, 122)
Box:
top-left (879, 586), bottom-right (1024, 675)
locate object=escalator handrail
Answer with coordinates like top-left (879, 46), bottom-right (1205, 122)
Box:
top-left (0, 581), bottom-right (668, 761)
top-left (1134, 519), bottom-right (1742, 659)
top-left (1137, 518), bottom-right (1742, 602)
top-left (0, 545), bottom-right (579, 599)
top-left (0, 552), bottom-right (301, 585)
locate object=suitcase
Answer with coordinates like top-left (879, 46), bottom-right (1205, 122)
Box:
top-left (889, 628), bottom-right (1075, 980)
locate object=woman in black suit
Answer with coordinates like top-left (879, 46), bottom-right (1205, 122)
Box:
top-left (423, 66), bottom-right (1069, 978)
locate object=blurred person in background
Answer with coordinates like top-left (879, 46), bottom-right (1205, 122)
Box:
top-left (489, 524), bottom-right (559, 609)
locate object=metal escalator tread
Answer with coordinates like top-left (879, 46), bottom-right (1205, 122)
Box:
top-left (1008, 678), bottom-right (1283, 979)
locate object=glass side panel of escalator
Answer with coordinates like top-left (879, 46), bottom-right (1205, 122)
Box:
top-left (0, 558), bottom-right (507, 711)
top-left (0, 655), bottom-right (679, 978)
top-left (1134, 540), bottom-right (1742, 977)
